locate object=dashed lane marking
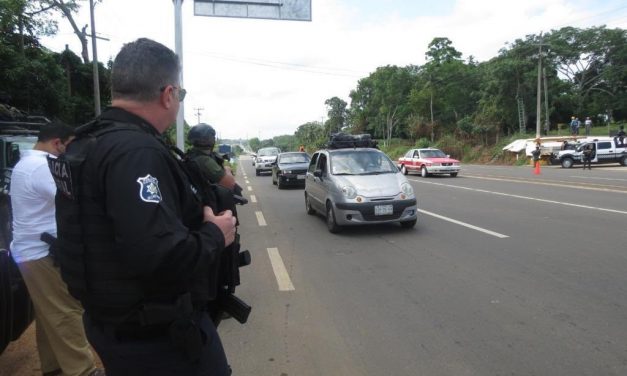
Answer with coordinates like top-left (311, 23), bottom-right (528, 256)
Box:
top-left (250, 195), bottom-right (257, 203)
top-left (418, 209), bottom-right (509, 238)
top-left (247, 186), bottom-right (253, 192)
top-left (255, 211), bottom-right (267, 226)
top-left (267, 248), bottom-right (295, 291)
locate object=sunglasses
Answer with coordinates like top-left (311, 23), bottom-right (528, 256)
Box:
top-left (160, 85), bottom-right (187, 102)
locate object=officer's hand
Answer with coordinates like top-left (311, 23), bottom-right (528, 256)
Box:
top-left (224, 166), bottom-right (234, 176)
top-left (204, 206), bottom-right (236, 246)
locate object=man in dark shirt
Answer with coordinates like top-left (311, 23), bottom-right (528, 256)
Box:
top-left (55, 38), bottom-right (236, 375)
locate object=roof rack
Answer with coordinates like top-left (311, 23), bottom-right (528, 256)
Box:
top-left (326, 133), bottom-right (378, 149)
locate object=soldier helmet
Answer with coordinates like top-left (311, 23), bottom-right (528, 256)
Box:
top-left (188, 123), bottom-right (216, 147)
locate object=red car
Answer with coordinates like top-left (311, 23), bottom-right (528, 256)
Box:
top-left (397, 148), bottom-right (461, 177)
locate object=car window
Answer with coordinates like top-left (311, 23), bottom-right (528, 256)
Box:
top-left (279, 153), bottom-right (310, 164)
top-left (420, 149), bottom-right (447, 158)
top-left (330, 150), bottom-right (398, 175)
top-left (597, 142), bottom-right (612, 150)
top-left (258, 148), bottom-right (280, 156)
top-left (404, 150), bottom-right (413, 158)
top-left (308, 153), bottom-right (319, 173)
top-left (317, 154), bottom-right (328, 176)
top-left (413, 151), bottom-right (419, 158)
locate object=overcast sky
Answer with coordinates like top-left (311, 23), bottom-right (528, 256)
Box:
top-left (41, 0), bottom-right (627, 140)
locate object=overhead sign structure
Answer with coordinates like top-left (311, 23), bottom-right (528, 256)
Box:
top-left (194, 0), bottom-right (311, 21)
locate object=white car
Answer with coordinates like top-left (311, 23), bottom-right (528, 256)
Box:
top-left (255, 147), bottom-right (280, 176)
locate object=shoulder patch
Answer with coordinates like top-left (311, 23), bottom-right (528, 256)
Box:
top-left (137, 174), bottom-right (162, 203)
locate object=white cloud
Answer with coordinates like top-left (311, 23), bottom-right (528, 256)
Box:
top-left (41, 0), bottom-right (627, 140)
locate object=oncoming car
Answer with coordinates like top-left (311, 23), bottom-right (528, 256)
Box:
top-left (304, 145), bottom-right (418, 233)
top-left (255, 147), bottom-right (280, 176)
top-left (272, 152), bottom-right (310, 189)
top-left (397, 148), bottom-right (461, 177)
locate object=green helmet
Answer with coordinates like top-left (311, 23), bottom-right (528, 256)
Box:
top-left (188, 123), bottom-right (216, 147)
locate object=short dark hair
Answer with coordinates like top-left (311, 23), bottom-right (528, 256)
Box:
top-left (38, 122), bottom-right (74, 143)
top-left (111, 38), bottom-right (180, 102)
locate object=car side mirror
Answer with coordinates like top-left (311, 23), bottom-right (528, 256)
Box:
top-left (313, 170), bottom-right (322, 178)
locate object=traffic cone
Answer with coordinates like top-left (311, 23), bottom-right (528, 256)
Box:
top-left (534, 161), bottom-right (541, 175)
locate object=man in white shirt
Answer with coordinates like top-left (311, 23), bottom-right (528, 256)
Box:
top-left (11, 123), bottom-right (102, 376)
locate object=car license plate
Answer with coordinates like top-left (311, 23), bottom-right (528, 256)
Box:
top-left (374, 204), bottom-right (393, 216)
top-left (297, 175), bottom-right (305, 180)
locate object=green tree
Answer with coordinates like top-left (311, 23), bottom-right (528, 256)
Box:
top-left (324, 96), bottom-right (347, 134)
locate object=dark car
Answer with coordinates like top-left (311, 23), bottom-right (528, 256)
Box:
top-left (0, 123), bottom-right (39, 355)
top-left (271, 152), bottom-right (310, 189)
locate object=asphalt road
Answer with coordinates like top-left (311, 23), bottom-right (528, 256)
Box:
top-left (2, 158), bottom-right (626, 375)
top-left (220, 158), bottom-right (627, 376)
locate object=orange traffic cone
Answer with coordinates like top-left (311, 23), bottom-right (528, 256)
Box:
top-left (534, 161), bottom-right (541, 175)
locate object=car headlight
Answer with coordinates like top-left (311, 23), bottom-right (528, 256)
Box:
top-left (341, 185), bottom-right (357, 199)
top-left (400, 182), bottom-right (414, 198)
top-left (283, 170), bottom-right (292, 174)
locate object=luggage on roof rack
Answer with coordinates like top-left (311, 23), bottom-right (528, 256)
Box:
top-left (327, 133), bottom-right (378, 149)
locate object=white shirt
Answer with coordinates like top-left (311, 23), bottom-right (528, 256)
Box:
top-left (10, 149), bottom-right (57, 263)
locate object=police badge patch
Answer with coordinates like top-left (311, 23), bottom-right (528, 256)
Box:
top-left (137, 174), bottom-right (162, 203)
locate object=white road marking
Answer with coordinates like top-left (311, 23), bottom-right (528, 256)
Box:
top-left (255, 211), bottom-right (267, 226)
top-left (418, 209), bottom-right (509, 238)
top-left (250, 195), bottom-right (257, 203)
top-left (571, 175), bottom-right (627, 182)
top-left (267, 248), bottom-right (295, 291)
top-left (245, 180), bottom-right (250, 184)
top-left (409, 179), bottom-right (627, 215)
top-left (463, 174), bottom-right (627, 194)
top-left (247, 186), bottom-right (253, 192)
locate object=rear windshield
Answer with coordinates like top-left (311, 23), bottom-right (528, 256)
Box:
top-left (330, 150), bottom-right (398, 175)
top-left (421, 149), bottom-right (447, 158)
top-left (279, 153), bottom-right (310, 164)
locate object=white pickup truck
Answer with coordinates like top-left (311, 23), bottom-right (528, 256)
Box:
top-left (557, 138), bottom-right (627, 168)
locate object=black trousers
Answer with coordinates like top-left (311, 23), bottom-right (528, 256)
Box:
top-left (84, 312), bottom-right (231, 376)
top-left (583, 157), bottom-right (592, 169)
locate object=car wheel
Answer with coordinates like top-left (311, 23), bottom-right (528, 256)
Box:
top-left (450, 172), bottom-right (458, 177)
top-left (621, 155), bottom-right (627, 166)
top-left (277, 177), bottom-right (283, 189)
top-left (326, 202), bottom-right (341, 233)
top-left (255, 169), bottom-right (260, 176)
top-left (561, 157), bottom-right (574, 169)
top-left (400, 219), bottom-right (417, 229)
top-left (400, 165), bottom-right (408, 175)
top-left (421, 166), bottom-right (429, 177)
top-left (305, 194), bottom-right (315, 215)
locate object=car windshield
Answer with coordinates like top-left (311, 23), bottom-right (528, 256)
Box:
top-left (258, 148), bottom-right (279, 156)
top-left (330, 150), bottom-right (398, 175)
top-left (421, 149), bottom-right (447, 158)
top-left (279, 153), bottom-right (309, 164)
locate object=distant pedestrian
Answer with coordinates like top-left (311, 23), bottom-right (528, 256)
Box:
top-left (618, 126), bottom-right (626, 146)
top-left (570, 116), bottom-right (578, 135)
top-left (582, 143), bottom-right (594, 170)
top-left (584, 117), bottom-right (592, 136)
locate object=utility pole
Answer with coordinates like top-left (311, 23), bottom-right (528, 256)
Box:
top-left (173, 0), bottom-right (185, 150)
top-left (193, 107), bottom-right (204, 124)
top-left (535, 32), bottom-right (543, 140)
top-left (543, 67), bottom-right (550, 135)
top-left (89, 0), bottom-right (100, 116)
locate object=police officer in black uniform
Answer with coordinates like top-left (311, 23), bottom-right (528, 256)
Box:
top-left (187, 124), bottom-right (236, 190)
top-left (53, 38), bottom-right (236, 376)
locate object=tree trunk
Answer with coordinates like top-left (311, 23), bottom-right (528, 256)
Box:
top-left (53, 0), bottom-right (90, 63)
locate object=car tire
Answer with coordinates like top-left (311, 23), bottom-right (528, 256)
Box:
top-left (277, 177), bottom-right (283, 190)
top-left (400, 165), bottom-right (408, 175)
top-left (620, 155), bottom-right (627, 166)
top-left (400, 219), bottom-right (417, 229)
top-left (255, 169), bottom-right (260, 176)
top-left (326, 202), bottom-right (341, 233)
top-left (450, 172), bottom-right (458, 177)
top-left (421, 166), bottom-right (429, 177)
top-left (561, 157), bottom-right (574, 169)
top-left (305, 194), bottom-right (315, 215)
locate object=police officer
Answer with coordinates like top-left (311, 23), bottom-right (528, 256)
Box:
top-left (582, 143), bottom-right (594, 170)
top-left (187, 123), bottom-right (236, 190)
top-left (53, 38), bottom-right (235, 375)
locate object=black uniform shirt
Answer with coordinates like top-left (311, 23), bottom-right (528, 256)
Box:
top-left (80, 107), bottom-right (224, 308)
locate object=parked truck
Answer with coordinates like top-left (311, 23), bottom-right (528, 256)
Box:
top-left (557, 137), bottom-right (627, 168)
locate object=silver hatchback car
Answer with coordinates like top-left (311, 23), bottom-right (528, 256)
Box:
top-left (304, 148), bottom-right (418, 233)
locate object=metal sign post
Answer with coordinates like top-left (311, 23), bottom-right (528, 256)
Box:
top-left (173, 0), bottom-right (185, 150)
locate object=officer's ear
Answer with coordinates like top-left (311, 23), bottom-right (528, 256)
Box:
top-left (160, 85), bottom-right (177, 109)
